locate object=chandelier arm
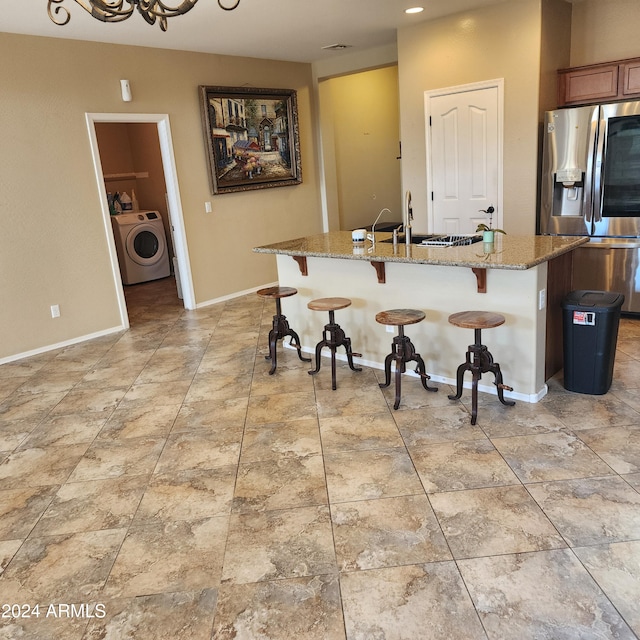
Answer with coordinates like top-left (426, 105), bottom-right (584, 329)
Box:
top-left (47, 0), bottom-right (239, 29)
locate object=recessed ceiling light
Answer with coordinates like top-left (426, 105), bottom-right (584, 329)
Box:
top-left (405, 7), bottom-right (424, 14)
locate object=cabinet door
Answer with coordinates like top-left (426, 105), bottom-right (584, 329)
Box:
top-left (559, 64), bottom-right (619, 106)
top-left (621, 59), bottom-right (640, 97)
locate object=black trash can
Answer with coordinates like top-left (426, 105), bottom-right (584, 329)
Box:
top-left (562, 290), bottom-right (625, 394)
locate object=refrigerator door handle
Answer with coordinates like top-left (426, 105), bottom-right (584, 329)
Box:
top-left (592, 109), bottom-right (607, 225)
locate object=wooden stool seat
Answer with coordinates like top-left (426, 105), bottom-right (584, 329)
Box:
top-left (448, 310), bottom-right (505, 330)
top-left (448, 309), bottom-right (514, 424)
top-left (376, 309), bottom-right (426, 327)
top-left (307, 297), bottom-right (360, 390)
top-left (376, 308), bottom-right (436, 409)
top-left (257, 285), bottom-right (310, 374)
top-left (307, 297), bottom-right (352, 312)
top-left (257, 286), bottom-right (298, 300)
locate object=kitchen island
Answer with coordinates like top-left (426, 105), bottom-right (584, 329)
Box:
top-left (254, 231), bottom-right (588, 402)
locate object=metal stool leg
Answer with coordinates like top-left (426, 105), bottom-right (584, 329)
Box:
top-left (308, 309), bottom-right (361, 390)
top-left (265, 297), bottom-right (310, 375)
top-left (448, 327), bottom-right (514, 423)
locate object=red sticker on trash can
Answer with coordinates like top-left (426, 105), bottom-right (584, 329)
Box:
top-left (573, 311), bottom-right (596, 326)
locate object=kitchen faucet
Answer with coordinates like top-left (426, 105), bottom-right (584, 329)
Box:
top-left (404, 190), bottom-right (413, 246)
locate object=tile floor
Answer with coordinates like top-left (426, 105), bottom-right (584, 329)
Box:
top-left (1, 277), bottom-right (640, 639)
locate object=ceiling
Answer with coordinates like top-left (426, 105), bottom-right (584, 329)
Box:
top-left (3, 0), bottom-right (508, 63)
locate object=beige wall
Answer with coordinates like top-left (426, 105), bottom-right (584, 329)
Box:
top-left (397, 0), bottom-right (544, 236)
top-left (571, 0), bottom-right (640, 67)
top-left (318, 66), bottom-right (401, 231)
top-left (0, 33), bottom-right (321, 360)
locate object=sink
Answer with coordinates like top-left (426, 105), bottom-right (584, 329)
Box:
top-left (380, 234), bottom-right (439, 244)
top-left (380, 234), bottom-right (483, 246)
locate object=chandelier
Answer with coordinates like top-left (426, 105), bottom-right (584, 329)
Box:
top-left (47, 0), bottom-right (241, 32)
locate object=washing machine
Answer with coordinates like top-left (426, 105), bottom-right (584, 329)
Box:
top-left (111, 211), bottom-right (171, 285)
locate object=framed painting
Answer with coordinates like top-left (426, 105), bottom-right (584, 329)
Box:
top-left (199, 85), bottom-right (302, 194)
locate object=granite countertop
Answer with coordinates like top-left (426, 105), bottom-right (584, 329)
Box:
top-left (254, 231), bottom-right (589, 270)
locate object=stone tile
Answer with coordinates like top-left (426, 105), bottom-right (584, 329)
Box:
top-left (527, 476), bottom-right (640, 546)
top-left (0, 539), bottom-right (23, 575)
top-left (319, 412), bottom-right (403, 453)
top-left (14, 369), bottom-right (84, 395)
top-left (96, 402), bottom-right (181, 440)
top-left (232, 455), bottom-right (327, 513)
top-left (134, 347), bottom-right (204, 383)
top-left (118, 380), bottom-right (191, 406)
top-left (393, 404), bottom-right (486, 446)
top-left (184, 371), bottom-right (253, 403)
top-left (577, 425), bottom-right (640, 474)
top-left (473, 402), bottom-right (569, 438)
top-left (0, 485), bottom-right (59, 540)
top-left (541, 391), bottom-right (640, 429)
top-left (458, 549), bottom-right (636, 639)
top-left (47, 387), bottom-right (128, 418)
top-left (0, 419), bottom-right (37, 451)
top-left (0, 529), bottom-right (126, 602)
top-left (213, 576), bottom-right (345, 640)
top-left (491, 430), bottom-right (614, 482)
top-left (315, 385), bottom-right (389, 419)
top-left (17, 413), bottom-right (107, 449)
top-left (222, 506), bottom-right (336, 585)
top-left (105, 517), bottom-right (228, 598)
top-left (0, 444), bottom-right (89, 490)
top-left (623, 473), bottom-right (640, 492)
top-left (610, 387), bottom-right (640, 414)
top-left (156, 430), bottom-right (242, 473)
top-left (410, 439), bottom-right (520, 492)
top-left (67, 437), bottom-right (164, 482)
top-left (331, 495), bottom-right (451, 571)
top-left (0, 391), bottom-right (67, 423)
top-left (340, 563), bottom-right (487, 640)
top-left (31, 476), bottom-right (148, 537)
top-left (248, 365), bottom-right (315, 396)
top-left (0, 611), bottom-right (89, 640)
top-left (172, 397), bottom-right (249, 432)
top-left (246, 391), bottom-right (318, 425)
top-left (134, 467), bottom-right (236, 524)
top-left (574, 540), bottom-right (640, 637)
top-left (83, 590), bottom-right (217, 640)
top-left (610, 358), bottom-right (640, 393)
top-left (240, 418), bottom-right (321, 463)
top-left (429, 485), bottom-right (566, 559)
top-left (324, 448), bottom-right (423, 503)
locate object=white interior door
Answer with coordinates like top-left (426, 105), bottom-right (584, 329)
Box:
top-left (426, 82), bottom-right (502, 234)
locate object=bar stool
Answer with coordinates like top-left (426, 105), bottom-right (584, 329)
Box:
top-left (375, 308), bottom-right (437, 410)
top-left (257, 286), bottom-right (311, 375)
top-left (447, 310), bottom-right (515, 425)
top-left (307, 297), bottom-right (362, 390)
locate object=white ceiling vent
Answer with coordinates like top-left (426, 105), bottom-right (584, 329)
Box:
top-left (321, 43), bottom-right (353, 51)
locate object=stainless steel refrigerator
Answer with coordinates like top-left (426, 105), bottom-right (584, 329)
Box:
top-left (540, 100), bottom-right (640, 313)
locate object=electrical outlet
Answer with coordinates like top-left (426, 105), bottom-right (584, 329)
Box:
top-left (204, 201), bottom-right (212, 213)
top-left (50, 304), bottom-right (60, 318)
top-left (386, 324), bottom-right (394, 333)
top-left (538, 288), bottom-right (546, 310)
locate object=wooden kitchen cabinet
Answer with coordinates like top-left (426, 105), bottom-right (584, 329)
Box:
top-left (621, 59), bottom-right (640, 97)
top-left (558, 57), bottom-right (640, 106)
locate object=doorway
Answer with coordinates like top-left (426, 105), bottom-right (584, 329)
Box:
top-left (85, 113), bottom-right (195, 329)
top-left (425, 79), bottom-right (504, 234)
